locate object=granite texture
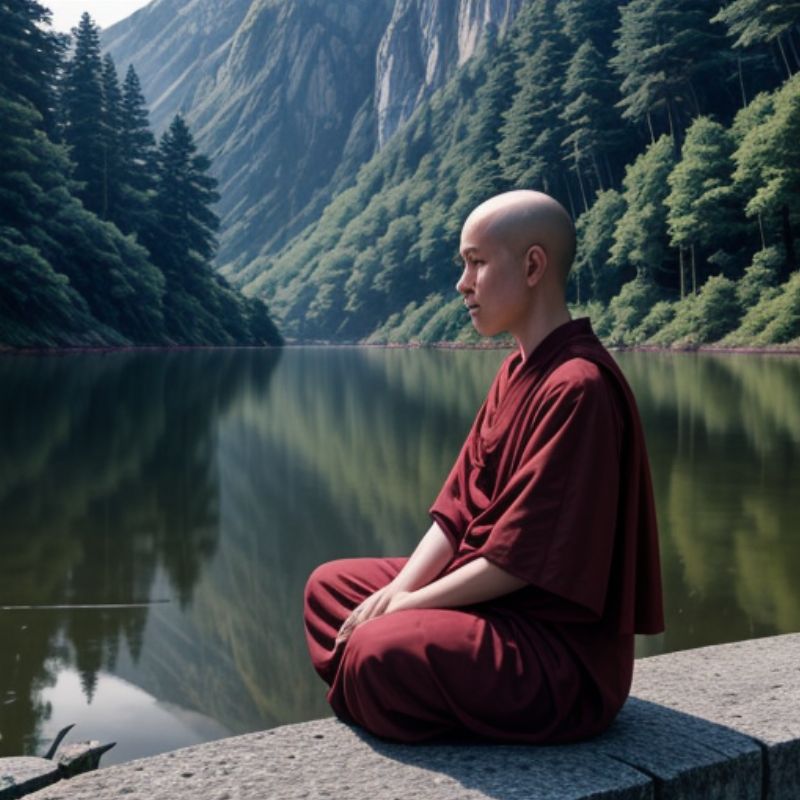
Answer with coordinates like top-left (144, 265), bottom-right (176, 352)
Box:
top-left (632, 633), bottom-right (800, 800)
top-left (0, 758), bottom-right (60, 799)
top-left (18, 633), bottom-right (800, 800)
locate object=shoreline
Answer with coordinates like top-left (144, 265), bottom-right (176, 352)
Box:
top-left (2, 341), bottom-right (800, 356)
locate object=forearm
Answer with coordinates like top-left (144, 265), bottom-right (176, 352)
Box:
top-left (391, 520), bottom-right (455, 592)
top-left (400, 556), bottom-right (527, 609)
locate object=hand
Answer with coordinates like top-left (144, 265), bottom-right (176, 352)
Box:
top-left (335, 585), bottom-right (414, 647)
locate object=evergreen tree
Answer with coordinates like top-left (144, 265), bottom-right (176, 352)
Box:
top-left (151, 114), bottom-right (234, 343)
top-left (610, 135), bottom-right (677, 289)
top-left (712, 0), bottom-right (800, 80)
top-left (611, 0), bottom-right (728, 145)
top-left (555, 0), bottom-right (620, 58)
top-left (0, 0), bottom-right (66, 137)
top-left (666, 117), bottom-right (746, 296)
top-left (560, 40), bottom-right (627, 209)
top-left (732, 75), bottom-right (800, 280)
top-left (0, 95), bottom-right (100, 346)
top-left (61, 12), bottom-right (104, 215)
top-left (499, 29), bottom-right (570, 201)
top-left (573, 189), bottom-right (628, 303)
top-left (118, 64), bottom-right (158, 238)
top-left (100, 54), bottom-right (123, 222)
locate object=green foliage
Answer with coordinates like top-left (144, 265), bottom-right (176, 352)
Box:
top-left (712, 0), bottom-right (800, 79)
top-left (607, 276), bottom-right (662, 344)
top-left (694, 275), bottom-right (742, 341)
top-left (725, 272), bottom-right (800, 345)
top-left (610, 135), bottom-right (677, 286)
top-left (732, 75), bottom-right (800, 279)
top-left (573, 188), bottom-right (628, 303)
top-left (737, 248), bottom-right (781, 306)
top-left (61, 12), bottom-right (105, 215)
top-left (666, 116), bottom-right (742, 254)
top-left (611, 0), bottom-right (728, 140)
top-left (0, 8), bottom-right (281, 348)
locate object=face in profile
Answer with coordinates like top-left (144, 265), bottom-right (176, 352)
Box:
top-left (456, 219), bottom-right (530, 339)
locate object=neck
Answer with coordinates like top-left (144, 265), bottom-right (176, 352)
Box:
top-left (512, 294), bottom-right (572, 361)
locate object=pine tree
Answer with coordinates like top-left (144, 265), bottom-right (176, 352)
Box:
top-left (560, 40), bottom-right (627, 209)
top-left (498, 16), bottom-right (570, 201)
top-left (151, 114), bottom-right (227, 341)
top-left (118, 64), bottom-right (158, 237)
top-left (100, 54), bottom-right (123, 222)
top-left (611, 0), bottom-right (729, 145)
top-left (610, 135), bottom-right (677, 289)
top-left (555, 0), bottom-right (620, 58)
top-left (574, 189), bottom-right (628, 303)
top-left (0, 0), bottom-right (66, 138)
top-left (666, 117), bottom-right (745, 296)
top-left (732, 75), bottom-right (800, 280)
top-left (712, 0), bottom-right (800, 80)
top-left (61, 12), bottom-right (105, 215)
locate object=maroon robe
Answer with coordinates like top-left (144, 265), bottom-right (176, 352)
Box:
top-left (304, 317), bottom-right (664, 743)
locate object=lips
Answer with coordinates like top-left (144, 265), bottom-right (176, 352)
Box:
top-left (465, 303), bottom-right (479, 311)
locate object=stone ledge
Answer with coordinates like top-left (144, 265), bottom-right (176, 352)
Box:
top-left (24, 633), bottom-right (800, 800)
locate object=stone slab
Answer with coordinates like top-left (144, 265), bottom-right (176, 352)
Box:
top-left (0, 757), bottom-right (60, 799)
top-left (25, 718), bottom-right (652, 800)
top-left (21, 633), bottom-right (800, 800)
top-left (588, 697), bottom-right (761, 800)
top-left (632, 633), bottom-right (800, 800)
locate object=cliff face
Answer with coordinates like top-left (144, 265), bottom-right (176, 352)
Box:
top-left (374, 0), bottom-right (523, 148)
top-left (101, 0), bottom-right (521, 278)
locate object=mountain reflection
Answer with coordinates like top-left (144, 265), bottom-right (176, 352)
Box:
top-left (0, 349), bottom-right (280, 756)
top-left (1, 346), bottom-right (799, 761)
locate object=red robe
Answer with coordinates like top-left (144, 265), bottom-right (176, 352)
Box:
top-left (304, 317), bottom-right (664, 743)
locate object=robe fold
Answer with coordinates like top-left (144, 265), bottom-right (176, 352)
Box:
top-left (304, 317), bottom-right (664, 743)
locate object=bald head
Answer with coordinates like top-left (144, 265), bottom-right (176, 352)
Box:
top-left (462, 190), bottom-right (576, 286)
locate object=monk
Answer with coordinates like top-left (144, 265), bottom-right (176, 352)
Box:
top-left (303, 189), bottom-right (664, 743)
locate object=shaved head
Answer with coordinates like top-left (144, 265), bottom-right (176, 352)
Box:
top-left (461, 190), bottom-right (576, 286)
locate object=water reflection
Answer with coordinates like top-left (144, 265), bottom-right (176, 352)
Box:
top-left (0, 349), bottom-right (279, 759)
top-left (0, 347), bottom-right (798, 762)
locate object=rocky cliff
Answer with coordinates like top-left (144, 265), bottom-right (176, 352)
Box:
top-left (102, 0), bottom-right (522, 280)
top-left (374, 0), bottom-right (522, 148)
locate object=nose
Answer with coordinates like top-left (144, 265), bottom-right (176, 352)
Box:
top-left (456, 263), bottom-right (473, 296)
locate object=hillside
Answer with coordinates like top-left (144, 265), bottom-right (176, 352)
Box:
top-left (102, 0), bottom-right (522, 276)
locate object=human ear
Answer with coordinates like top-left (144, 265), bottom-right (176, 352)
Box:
top-left (524, 244), bottom-right (548, 287)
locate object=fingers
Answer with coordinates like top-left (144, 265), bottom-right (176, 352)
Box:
top-left (335, 587), bottom-right (391, 646)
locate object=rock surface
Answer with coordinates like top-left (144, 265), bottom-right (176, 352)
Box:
top-left (0, 758), bottom-right (60, 799)
top-left (101, 0), bottom-right (522, 278)
top-left (374, 0), bottom-right (522, 148)
top-left (21, 633), bottom-right (800, 800)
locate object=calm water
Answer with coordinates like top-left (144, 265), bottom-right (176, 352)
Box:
top-left (0, 347), bottom-right (798, 764)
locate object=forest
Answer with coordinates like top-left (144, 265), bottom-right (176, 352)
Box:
top-left (0, 3), bottom-right (282, 348)
top-left (244, 0), bottom-right (800, 348)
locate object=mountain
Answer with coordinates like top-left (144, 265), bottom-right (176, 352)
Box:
top-left (101, 0), bottom-right (522, 280)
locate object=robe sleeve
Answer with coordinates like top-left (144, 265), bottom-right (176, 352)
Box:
top-left (428, 398), bottom-right (488, 550)
top-left (476, 361), bottom-right (623, 619)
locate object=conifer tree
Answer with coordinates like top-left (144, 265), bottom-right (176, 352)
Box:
top-left (100, 54), bottom-right (123, 222)
top-left (610, 135), bottom-right (677, 289)
top-left (61, 12), bottom-right (105, 215)
top-left (560, 40), bottom-right (626, 209)
top-left (118, 64), bottom-right (158, 237)
top-left (712, 0), bottom-right (800, 79)
top-left (498, 14), bottom-right (570, 201)
top-left (573, 189), bottom-right (628, 303)
top-left (666, 117), bottom-right (745, 296)
top-left (0, 0), bottom-right (66, 137)
top-left (555, 0), bottom-right (619, 59)
top-left (732, 76), bottom-right (800, 280)
top-left (611, 0), bottom-right (728, 145)
top-left (151, 114), bottom-right (225, 341)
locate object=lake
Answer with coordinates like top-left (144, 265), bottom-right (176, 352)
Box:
top-left (1, 346), bottom-right (798, 764)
